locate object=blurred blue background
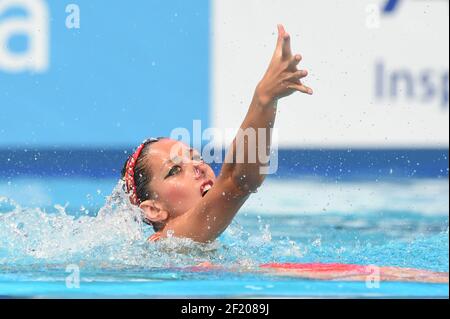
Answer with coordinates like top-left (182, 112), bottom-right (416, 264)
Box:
top-left (0, 0), bottom-right (448, 182)
top-left (0, 0), bottom-right (210, 147)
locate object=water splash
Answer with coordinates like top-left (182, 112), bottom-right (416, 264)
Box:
top-left (0, 180), bottom-right (302, 271)
top-left (0, 181), bottom-right (145, 268)
top-left (0, 179), bottom-right (448, 273)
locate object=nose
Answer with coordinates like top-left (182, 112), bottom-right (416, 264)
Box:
top-left (192, 161), bottom-right (206, 180)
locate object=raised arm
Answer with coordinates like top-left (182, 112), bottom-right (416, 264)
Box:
top-left (220, 24), bottom-right (313, 193)
top-left (162, 25), bottom-right (312, 242)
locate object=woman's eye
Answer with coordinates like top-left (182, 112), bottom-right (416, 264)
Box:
top-left (166, 165), bottom-right (181, 178)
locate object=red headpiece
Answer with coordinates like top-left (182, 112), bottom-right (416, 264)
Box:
top-left (124, 138), bottom-right (160, 205)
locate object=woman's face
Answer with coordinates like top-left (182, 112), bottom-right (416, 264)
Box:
top-left (144, 138), bottom-right (216, 218)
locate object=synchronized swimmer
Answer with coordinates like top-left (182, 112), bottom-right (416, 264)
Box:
top-left (121, 25), bottom-right (449, 284)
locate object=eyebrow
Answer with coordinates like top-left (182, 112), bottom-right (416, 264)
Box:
top-left (160, 148), bottom-right (194, 173)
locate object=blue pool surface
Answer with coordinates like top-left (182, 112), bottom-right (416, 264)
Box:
top-left (0, 178), bottom-right (448, 298)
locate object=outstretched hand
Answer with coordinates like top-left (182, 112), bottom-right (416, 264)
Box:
top-left (256, 24), bottom-right (313, 105)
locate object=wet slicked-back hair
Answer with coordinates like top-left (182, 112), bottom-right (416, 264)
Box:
top-left (121, 137), bottom-right (165, 231)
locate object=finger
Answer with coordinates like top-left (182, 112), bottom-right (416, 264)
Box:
top-left (287, 82), bottom-right (313, 95)
top-left (282, 32), bottom-right (292, 59)
top-left (275, 24), bottom-right (285, 54)
top-left (286, 70), bottom-right (308, 81)
top-left (289, 54), bottom-right (302, 68)
top-left (277, 24), bottom-right (286, 38)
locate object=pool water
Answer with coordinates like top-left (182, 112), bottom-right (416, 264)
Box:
top-left (0, 178), bottom-right (448, 298)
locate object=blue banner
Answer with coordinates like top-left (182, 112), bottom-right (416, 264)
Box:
top-left (0, 0), bottom-right (210, 147)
